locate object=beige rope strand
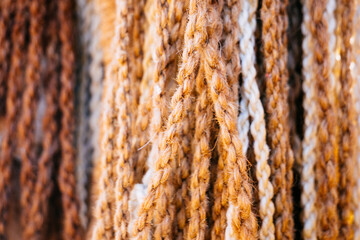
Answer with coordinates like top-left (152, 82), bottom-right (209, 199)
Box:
top-left (237, 0), bottom-right (274, 239)
top-left (300, 0), bottom-right (318, 238)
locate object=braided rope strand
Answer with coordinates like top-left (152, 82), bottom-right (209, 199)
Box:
top-left (300, 0), bottom-right (318, 238)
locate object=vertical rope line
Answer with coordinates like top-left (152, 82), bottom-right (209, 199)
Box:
top-left (337, 0), bottom-right (356, 238)
top-left (307, 0), bottom-right (340, 238)
top-left (128, 1), bottom-right (157, 232)
top-left (236, 0), bottom-right (275, 239)
top-left (261, 0), bottom-right (295, 238)
top-left (0, 0), bottom-right (27, 237)
top-left (187, 61), bottom-right (211, 240)
top-left (17, 0), bottom-right (44, 238)
top-left (58, 0), bottom-right (83, 238)
top-left (211, 142), bottom-right (228, 240)
top-left (222, 0), bottom-right (244, 238)
top-left (0, 0), bottom-right (14, 115)
top-left (168, 1), bottom-right (191, 238)
top-left (278, 2), bottom-right (296, 236)
top-left (133, 0), bottom-right (207, 238)
top-left (111, 0), bottom-right (139, 239)
top-left (300, 0), bottom-right (318, 238)
top-left (204, 1), bottom-right (257, 239)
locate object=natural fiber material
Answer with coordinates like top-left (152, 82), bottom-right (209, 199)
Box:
top-left (1, 1), bottom-right (360, 239)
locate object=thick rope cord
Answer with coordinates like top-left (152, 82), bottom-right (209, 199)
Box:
top-left (91, 0), bottom-right (134, 238)
top-left (304, 0), bottom-right (340, 238)
top-left (300, 0), bottom-right (318, 238)
top-left (17, 0), bottom-right (44, 238)
top-left (211, 2), bottom-right (238, 239)
top-left (261, 0), bottom-right (295, 238)
top-left (148, 2), bottom-right (176, 237)
top-left (150, 0), bottom-right (193, 237)
top-left (131, 0), bottom-right (156, 183)
top-left (133, 0), bottom-right (207, 238)
top-left (111, 0), bottom-right (141, 239)
top-left (58, 0), bottom-right (83, 238)
top-left (167, 1), bottom-right (191, 238)
top-left (186, 61), bottom-right (211, 240)
top-left (0, 0), bottom-right (27, 237)
top-left (204, 1), bottom-right (257, 239)
top-left (128, 1), bottom-right (157, 236)
top-left (211, 144), bottom-right (228, 240)
top-left (235, 0), bottom-right (275, 239)
top-left (0, 0), bottom-right (14, 115)
top-left (353, 2), bottom-right (360, 239)
top-left (277, 3), bottom-right (296, 234)
top-left (337, 0), bottom-right (356, 238)
top-left (222, 0), bottom-right (245, 238)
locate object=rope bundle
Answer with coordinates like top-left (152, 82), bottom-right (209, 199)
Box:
top-left (1, 0), bottom-right (360, 239)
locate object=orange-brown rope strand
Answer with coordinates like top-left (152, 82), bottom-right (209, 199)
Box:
top-left (18, 0), bottom-right (45, 238)
top-left (187, 61), bottom-right (212, 240)
top-left (204, 1), bottom-right (257, 238)
top-left (337, 0), bottom-right (356, 238)
top-left (58, 0), bottom-right (83, 238)
top-left (261, 0), bottom-right (295, 238)
top-left (112, 0), bottom-right (137, 238)
top-left (0, 0), bottom-right (27, 237)
top-left (0, 0), bottom-right (14, 115)
top-left (133, 0), bottom-right (207, 238)
top-left (306, 0), bottom-right (340, 238)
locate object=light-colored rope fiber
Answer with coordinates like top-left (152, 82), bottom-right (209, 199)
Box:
top-left (300, 0), bottom-right (318, 238)
top-left (235, 0), bottom-right (275, 239)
